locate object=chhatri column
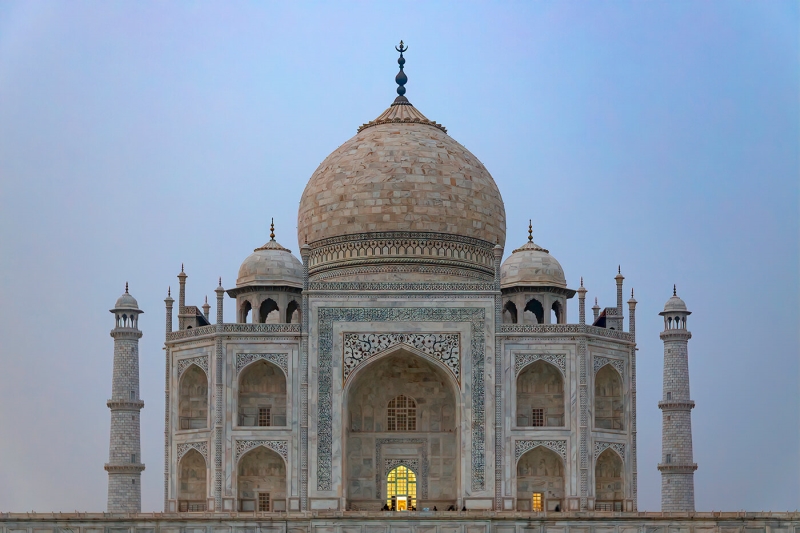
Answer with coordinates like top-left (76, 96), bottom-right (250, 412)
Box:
top-left (105, 284), bottom-right (146, 512)
top-left (658, 286), bottom-right (697, 511)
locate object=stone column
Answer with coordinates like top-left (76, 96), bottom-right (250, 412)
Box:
top-left (213, 279), bottom-right (225, 509)
top-left (658, 288), bottom-right (697, 511)
top-left (628, 289), bottom-right (638, 510)
top-left (577, 278), bottom-right (586, 326)
top-left (493, 244), bottom-right (503, 510)
top-left (106, 285), bottom-right (145, 512)
top-left (300, 242), bottom-right (311, 511)
top-left (163, 288), bottom-right (174, 510)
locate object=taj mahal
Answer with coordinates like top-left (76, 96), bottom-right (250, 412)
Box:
top-left (4, 43), bottom-right (796, 533)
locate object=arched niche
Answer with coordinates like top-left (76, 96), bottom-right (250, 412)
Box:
top-left (595, 448), bottom-right (624, 510)
top-left (503, 301), bottom-right (518, 324)
top-left (287, 300), bottom-right (301, 324)
top-left (240, 301), bottom-right (252, 323)
top-left (524, 298), bottom-right (544, 324)
top-left (179, 365), bottom-right (208, 430)
top-left (178, 449), bottom-right (206, 512)
top-left (551, 301), bottom-right (563, 324)
top-left (238, 360), bottom-right (287, 427)
top-left (344, 349), bottom-right (459, 511)
top-left (595, 365), bottom-right (623, 430)
top-left (237, 446), bottom-right (287, 512)
top-left (259, 298), bottom-right (279, 324)
top-left (516, 446), bottom-right (565, 511)
top-left (516, 360), bottom-right (565, 427)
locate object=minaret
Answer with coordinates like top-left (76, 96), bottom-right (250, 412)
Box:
top-left (105, 283), bottom-right (145, 512)
top-left (658, 286), bottom-right (697, 511)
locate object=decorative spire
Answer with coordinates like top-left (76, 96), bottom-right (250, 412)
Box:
top-left (204, 295), bottom-right (208, 304)
top-left (528, 220), bottom-right (533, 242)
top-left (168, 286), bottom-right (171, 297)
top-left (181, 263), bottom-right (184, 273)
top-left (673, 284), bottom-right (677, 296)
top-left (218, 277), bottom-right (222, 287)
top-left (618, 265), bottom-right (621, 274)
top-left (580, 277), bottom-right (584, 288)
top-left (393, 40), bottom-right (410, 105)
top-left (125, 282), bottom-right (128, 294)
top-left (595, 297), bottom-right (598, 305)
top-left (632, 288), bottom-right (635, 297)
top-left (270, 218), bottom-right (275, 241)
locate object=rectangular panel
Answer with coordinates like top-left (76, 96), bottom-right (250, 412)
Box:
top-left (467, 526), bottom-right (487, 533)
top-left (310, 498), bottom-right (339, 510)
top-left (440, 527), bottom-right (461, 533)
top-left (366, 527), bottom-right (388, 533)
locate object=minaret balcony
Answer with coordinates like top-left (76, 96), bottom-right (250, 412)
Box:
top-left (657, 400), bottom-right (695, 410)
top-left (107, 399), bottom-right (145, 409)
top-left (657, 463), bottom-right (698, 473)
top-left (104, 463), bottom-right (145, 473)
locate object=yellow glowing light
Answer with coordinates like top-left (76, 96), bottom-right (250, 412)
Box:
top-left (386, 465), bottom-right (417, 510)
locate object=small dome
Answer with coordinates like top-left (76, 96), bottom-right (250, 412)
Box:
top-left (114, 285), bottom-right (139, 309)
top-left (663, 288), bottom-right (689, 313)
top-left (237, 239), bottom-right (303, 289)
top-left (501, 239), bottom-right (566, 289)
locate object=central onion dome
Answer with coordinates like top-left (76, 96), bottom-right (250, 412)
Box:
top-left (297, 43), bottom-right (506, 282)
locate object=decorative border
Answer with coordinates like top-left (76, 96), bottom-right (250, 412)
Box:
top-left (317, 307), bottom-right (485, 492)
top-left (235, 353), bottom-right (288, 376)
top-left (343, 333), bottom-right (460, 383)
top-left (167, 325), bottom-right (215, 341)
top-left (593, 356), bottom-right (625, 376)
top-left (312, 263), bottom-right (493, 282)
top-left (514, 352), bottom-right (566, 376)
top-left (309, 281), bottom-right (496, 292)
top-left (594, 441), bottom-right (626, 460)
top-left (499, 323), bottom-right (634, 342)
top-left (222, 323), bottom-right (300, 334)
top-left (177, 355), bottom-right (209, 377)
top-left (177, 441), bottom-right (208, 463)
top-left (375, 438), bottom-right (428, 500)
top-left (235, 439), bottom-right (289, 463)
top-left (514, 440), bottom-right (567, 462)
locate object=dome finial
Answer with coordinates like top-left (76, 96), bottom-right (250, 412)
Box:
top-left (580, 276), bottom-right (584, 288)
top-left (168, 286), bottom-right (171, 297)
top-left (673, 284), bottom-right (677, 296)
top-left (393, 40), bottom-right (410, 106)
top-left (125, 282), bottom-right (129, 294)
top-left (270, 218), bottom-right (275, 241)
top-left (528, 220), bottom-right (533, 242)
top-left (218, 277), bottom-right (222, 287)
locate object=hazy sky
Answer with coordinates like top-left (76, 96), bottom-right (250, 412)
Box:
top-left (0, 1), bottom-right (797, 512)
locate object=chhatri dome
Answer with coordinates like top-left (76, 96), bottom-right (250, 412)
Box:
top-left (297, 42), bottom-right (506, 282)
top-left (236, 219), bottom-right (303, 288)
top-left (500, 221), bottom-right (567, 289)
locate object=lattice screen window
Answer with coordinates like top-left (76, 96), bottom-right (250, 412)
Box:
top-left (258, 492), bottom-right (270, 512)
top-left (532, 492), bottom-right (543, 512)
top-left (258, 407), bottom-right (271, 427)
top-left (387, 395), bottom-right (417, 431)
top-left (531, 408), bottom-right (544, 427)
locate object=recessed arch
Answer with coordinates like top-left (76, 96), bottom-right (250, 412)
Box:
top-left (524, 298), bottom-right (544, 324)
top-left (503, 300), bottom-right (518, 324)
top-left (240, 300), bottom-right (252, 323)
top-left (237, 359), bottom-right (287, 427)
top-left (516, 360), bottom-right (565, 427)
top-left (179, 365), bottom-right (208, 430)
top-left (344, 342), bottom-right (461, 392)
top-left (286, 299), bottom-right (301, 324)
top-left (237, 446), bottom-right (287, 512)
top-left (516, 446), bottom-right (565, 511)
top-left (178, 448), bottom-right (206, 512)
top-left (595, 365), bottom-right (623, 430)
top-left (259, 298), bottom-right (280, 324)
top-left (595, 448), bottom-right (624, 510)
top-left (551, 301), bottom-right (563, 324)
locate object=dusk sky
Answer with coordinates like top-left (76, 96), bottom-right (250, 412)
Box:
top-left (0, 1), bottom-right (797, 511)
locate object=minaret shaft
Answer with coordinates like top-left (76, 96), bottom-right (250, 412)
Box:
top-left (658, 291), bottom-right (696, 512)
top-left (106, 289), bottom-right (145, 513)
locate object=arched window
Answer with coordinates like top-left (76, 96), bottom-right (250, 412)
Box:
top-left (595, 365), bottom-right (623, 430)
top-left (387, 395), bottom-right (416, 431)
top-left (524, 299), bottom-right (544, 324)
top-left (240, 301), bottom-right (252, 323)
top-left (516, 360), bottom-right (564, 427)
top-left (179, 365), bottom-right (208, 430)
top-left (386, 465), bottom-right (417, 511)
top-left (286, 300), bottom-right (300, 324)
top-left (259, 299), bottom-right (279, 324)
top-left (238, 360), bottom-right (287, 427)
top-left (503, 301), bottom-right (518, 324)
top-left (178, 449), bottom-right (206, 512)
top-left (516, 446), bottom-right (565, 511)
top-left (595, 448), bottom-right (624, 511)
top-left (551, 301), bottom-right (563, 324)
top-left (237, 447), bottom-right (286, 512)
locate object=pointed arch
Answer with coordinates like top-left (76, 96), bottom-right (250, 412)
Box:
top-left (516, 360), bottom-right (565, 427)
top-left (240, 300), bottom-right (252, 323)
top-left (237, 359), bottom-right (287, 427)
top-left (178, 448), bottom-right (207, 512)
top-left (237, 446), bottom-right (287, 511)
top-left (286, 299), bottom-right (301, 324)
top-left (524, 298), bottom-right (544, 324)
top-left (259, 298), bottom-right (279, 324)
top-left (503, 300), bottom-right (518, 324)
top-left (179, 364), bottom-right (208, 430)
top-left (595, 365), bottom-right (623, 430)
top-left (551, 301), bottom-right (563, 324)
top-left (595, 448), bottom-right (624, 510)
top-left (516, 446), bottom-right (565, 511)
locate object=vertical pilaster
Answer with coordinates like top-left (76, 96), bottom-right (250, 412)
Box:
top-left (300, 242), bottom-right (311, 511)
top-left (578, 334), bottom-right (588, 510)
top-left (106, 285), bottom-right (145, 512)
top-left (592, 298), bottom-right (600, 323)
top-left (493, 244), bottom-right (503, 510)
top-left (177, 266), bottom-right (188, 330)
top-left (615, 267), bottom-right (624, 317)
top-left (628, 289), bottom-right (638, 510)
top-left (163, 289), bottom-right (174, 511)
top-left (214, 279), bottom-right (225, 509)
top-left (577, 278), bottom-right (586, 326)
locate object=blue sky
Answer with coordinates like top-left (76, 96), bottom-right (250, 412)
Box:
top-left (0, 1), bottom-right (797, 511)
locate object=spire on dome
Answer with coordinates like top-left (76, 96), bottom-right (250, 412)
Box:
top-left (125, 282), bottom-right (129, 294)
top-left (393, 40), bottom-right (410, 106)
top-left (270, 218), bottom-right (275, 241)
top-left (674, 284), bottom-right (677, 296)
top-left (528, 220), bottom-right (533, 242)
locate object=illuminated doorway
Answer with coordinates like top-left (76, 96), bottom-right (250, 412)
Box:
top-left (386, 465), bottom-right (417, 510)
top-left (532, 492), bottom-right (544, 512)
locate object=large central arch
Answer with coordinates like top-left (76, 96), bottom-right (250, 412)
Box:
top-left (343, 346), bottom-right (461, 511)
